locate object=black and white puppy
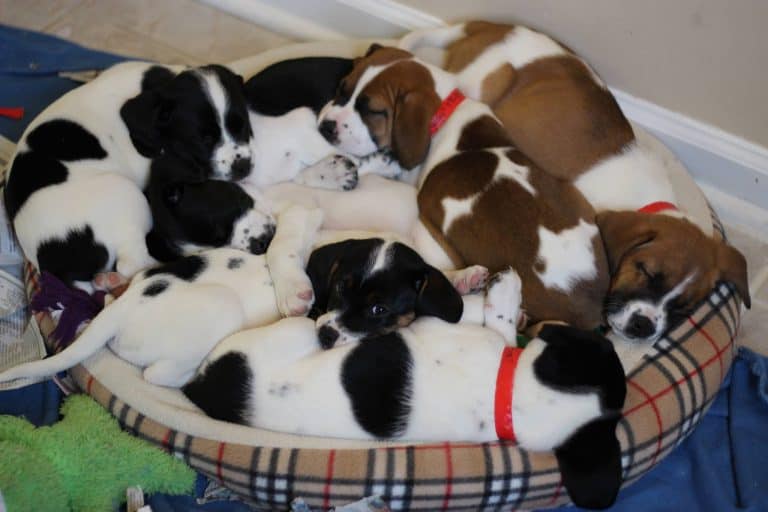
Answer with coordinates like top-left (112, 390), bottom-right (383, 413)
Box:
top-left (242, 57), bottom-right (405, 190)
top-left (184, 315), bottom-right (625, 508)
top-left (4, 61), bottom-right (258, 290)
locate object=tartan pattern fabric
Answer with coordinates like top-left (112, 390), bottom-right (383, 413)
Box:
top-left (22, 240), bottom-right (742, 510)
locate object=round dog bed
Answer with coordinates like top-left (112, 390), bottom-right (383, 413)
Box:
top-left (24, 41), bottom-right (743, 510)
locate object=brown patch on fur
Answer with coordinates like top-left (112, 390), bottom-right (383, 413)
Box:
top-left (597, 211), bottom-right (751, 311)
top-left (397, 312), bottom-right (416, 327)
top-left (457, 115), bottom-right (513, 151)
top-left (418, 148), bottom-right (609, 329)
top-left (492, 56), bottom-right (634, 180)
top-left (481, 63), bottom-right (516, 105)
top-left (444, 21), bottom-right (514, 73)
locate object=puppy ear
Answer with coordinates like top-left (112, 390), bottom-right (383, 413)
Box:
top-left (717, 242), bottom-right (751, 308)
top-left (554, 415), bottom-right (623, 510)
top-left (596, 211), bottom-right (656, 273)
top-left (391, 90), bottom-right (439, 170)
top-left (364, 43), bottom-right (383, 57)
top-left (415, 267), bottom-right (463, 323)
top-left (162, 183), bottom-right (184, 207)
top-left (306, 240), bottom-right (362, 319)
top-left (120, 91), bottom-right (172, 157)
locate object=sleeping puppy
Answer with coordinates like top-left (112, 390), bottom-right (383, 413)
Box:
top-left (4, 61), bottom-right (257, 290)
top-left (184, 310), bottom-right (625, 509)
top-left (398, 22), bottom-right (751, 341)
top-left (242, 57), bottom-right (406, 190)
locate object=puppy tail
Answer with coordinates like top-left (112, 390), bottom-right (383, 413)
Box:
top-left (398, 24), bottom-right (467, 52)
top-left (0, 291), bottom-right (131, 384)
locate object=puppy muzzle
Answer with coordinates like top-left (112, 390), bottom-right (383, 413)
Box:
top-left (248, 224), bottom-right (276, 255)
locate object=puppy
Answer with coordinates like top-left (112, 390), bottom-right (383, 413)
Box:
top-left (399, 21), bottom-right (751, 341)
top-left (4, 61), bottom-right (258, 290)
top-left (184, 313), bottom-right (625, 509)
top-left (317, 45), bottom-right (609, 332)
top-left (242, 57), bottom-right (406, 190)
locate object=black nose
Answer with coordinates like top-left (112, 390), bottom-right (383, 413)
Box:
top-left (319, 120), bottom-right (337, 143)
top-left (318, 325), bottom-right (340, 349)
top-left (248, 225), bottom-right (275, 255)
top-left (230, 157), bottom-right (252, 180)
top-left (625, 313), bottom-right (655, 339)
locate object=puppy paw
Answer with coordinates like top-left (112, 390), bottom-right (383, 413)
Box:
top-left (92, 272), bottom-right (129, 293)
top-left (447, 265), bottom-right (489, 295)
top-left (484, 269), bottom-right (523, 345)
top-left (295, 154), bottom-right (359, 191)
top-left (275, 272), bottom-right (315, 317)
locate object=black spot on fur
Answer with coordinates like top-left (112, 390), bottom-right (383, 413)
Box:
top-left (36, 225), bottom-right (109, 285)
top-left (141, 66), bottom-right (176, 91)
top-left (227, 257), bottom-right (244, 270)
top-left (142, 280), bottom-right (169, 297)
top-left (145, 254), bottom-right (207, 281)
top-left (341, 332), bottom-right (412, 438)
top-left (26, 119), bottom-right (107, 161)
top-left (183, 352), bottom-right (252, 424)
top-left (4, 151), bottom-right (68, 220)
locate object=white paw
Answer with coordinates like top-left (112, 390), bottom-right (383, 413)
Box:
top-left (92, 271), bottom-right (129, 292)
top-left (449, 265), bottom-right (489, 295)
top-left (484, 269), bottom-right (523, 345)
top-left (295, 154), bottom-right (359, 190)
top-left (275, 271), bottom-right (315, 317)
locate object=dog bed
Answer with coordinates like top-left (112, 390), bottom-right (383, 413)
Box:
top-left (23, 40), bottom-right (743, 510)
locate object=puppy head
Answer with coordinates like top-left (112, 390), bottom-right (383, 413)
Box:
top-left (317, 44), bottom-right (441, 169)
top-left (121, 65), bottom-right (254, 181)
top-left (161, 180), bottom-right (275, 255)
top-left (307, 238), bottom-right (462, 348)
top-left (598, 211), bottom-right (750, 342)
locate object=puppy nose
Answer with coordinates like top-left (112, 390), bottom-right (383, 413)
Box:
top-left (319, 120), bottom-right (337, 143)
top-left (230, 157), bottom-right (252, 180)
top-left (248, 225), bottom-right (275, 255)
top-left (318, 325), bottom-right (340, 349)
top-left (626, 313), bottom-right (655, 339)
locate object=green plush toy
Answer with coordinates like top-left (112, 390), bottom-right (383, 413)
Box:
top-left (0, 394), bottom-right (195, 511)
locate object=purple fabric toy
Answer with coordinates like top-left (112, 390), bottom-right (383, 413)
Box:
top-left (30, 272), bottom-right (106, 348)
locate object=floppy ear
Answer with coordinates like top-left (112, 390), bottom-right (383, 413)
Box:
top-left (717, 242), bottom-right (751, 308)
top-left (596, 211), bottom-right (656, 274)
top-left (305, 242), bottom-right (347, 319)
top-left (119, 91), bottom-right (173, 157)
top-left (391, 90), bottom-right (439, 170)
top-left (364, 43), bottom-right (383, 57)
top-left (415, 267), bottom-right (463, 323)
top-left (162, 183), bottom-right (184, 207)
top-left (554, 415), bottom-right (623, 510)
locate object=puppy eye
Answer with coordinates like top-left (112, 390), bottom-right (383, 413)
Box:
top-left (370, 304), bottom-right (389, 317)
top-left (635, 261), bottom-right (653, 279)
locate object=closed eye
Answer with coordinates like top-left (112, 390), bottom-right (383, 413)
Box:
top-left (635, 261), bottom-right (653, 280)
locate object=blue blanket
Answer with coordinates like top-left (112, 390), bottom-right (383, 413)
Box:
top-left (0, 24), bottom-right (766, 511)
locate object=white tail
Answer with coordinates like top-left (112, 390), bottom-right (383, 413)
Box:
top-left (0, 291), bottom-right (131, 383)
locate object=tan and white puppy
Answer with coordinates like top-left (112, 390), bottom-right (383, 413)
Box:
top-left (318, 45), bottom-right (609, 333)
top-left (400, 21), bottom-right (751, 341)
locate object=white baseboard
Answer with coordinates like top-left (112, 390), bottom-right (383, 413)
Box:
top-left (200, 0), bottom-right (768, 235)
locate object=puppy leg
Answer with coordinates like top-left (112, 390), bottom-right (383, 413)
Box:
top-left (483, 269), bottom-right (523, 345)
top-left (356, 150), bottom-right (405, 179)
top-left (143, 359), bottom-right (195, 388)
top-left (444, 265), bottom-right (489, 295)
top-left (267, 205), bottom-right (324, 317)
top-left (293, 154), bottom-right (359, 191)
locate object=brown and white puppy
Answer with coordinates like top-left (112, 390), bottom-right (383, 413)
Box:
top-left (318, 45), bottom-right (609, 333)
top-left (400, 21), bottom-right (751, 341)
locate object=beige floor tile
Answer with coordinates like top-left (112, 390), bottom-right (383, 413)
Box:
top-left (0, 0), bottom-right (84, 32)
top-left (724, 224), bottom-right (768, 286)
top-left (738, 302), bottom-right (768, 356)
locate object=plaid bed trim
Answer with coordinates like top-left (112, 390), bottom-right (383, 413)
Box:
top-left (23, 260), bottom-right (742, 510)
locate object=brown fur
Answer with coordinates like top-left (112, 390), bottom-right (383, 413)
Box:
top-left (597, 211), bottom-right (751, 310)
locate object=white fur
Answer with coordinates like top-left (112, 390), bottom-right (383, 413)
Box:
top-left (534, 219), bottom-right (599, 292)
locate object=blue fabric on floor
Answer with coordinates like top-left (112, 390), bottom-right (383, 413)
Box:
top-left (0, 23), bottom-right (766, 511)
top-left (0, 24), bottom-right (127, 142)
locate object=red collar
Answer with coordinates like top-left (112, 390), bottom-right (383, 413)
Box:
top-left (495, 346), bottom-right (524, 442)
top-left (637, 201), bottom-right (678, 214)
top-left (429, 89), bottom-right (465, 136)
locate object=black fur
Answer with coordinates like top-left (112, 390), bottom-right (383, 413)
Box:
top-left (244, 57), bottom-right (353, 115)
top-left (142, 279), bottom-right (169, 297)
top-left (121, 65), bottom-right (251, 177)
top-left (143, 156), bottom-right (259, 262)
top-left (341, 332), bottom-right (413, 438)
top-left (25, 119), bottom-right (107, 161)
top-left (145, 254), bottom-right (207, 281)
top-left (3, 151), bottom-right (68, 220)
top-left (534, 324), bottom-right (626, 411)
top-left (182, 352), bottom-right (252, 424)
top-left (140, 65), bottom-right (176, 92)
top-left (554, 415), bottom-right (623, 509)
top-left (36, 226), bottom-right (109, 285)
top-left (306, 239), bottom-right (462, 339)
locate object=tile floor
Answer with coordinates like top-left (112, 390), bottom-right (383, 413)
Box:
top-left (2, 0), bottom-right (767, 355)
